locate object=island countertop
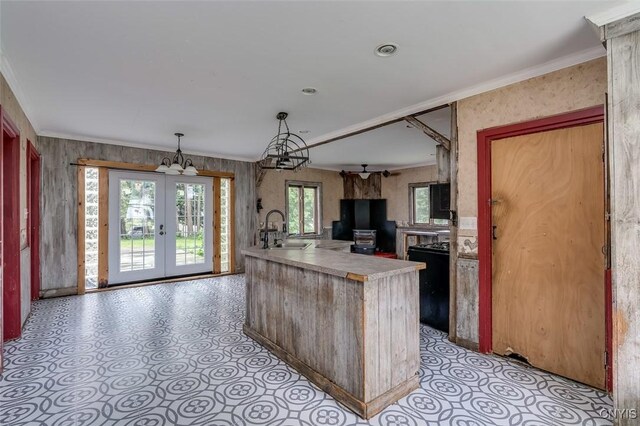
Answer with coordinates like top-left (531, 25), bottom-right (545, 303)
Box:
top-left (243, 238), bottom-right (422, 418)
top-left (242, 239), bottom-right (425, 282)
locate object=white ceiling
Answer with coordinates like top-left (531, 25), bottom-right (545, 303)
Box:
top-left (0, 1), bottom-right (622, 169)
top-left (311, 107), bottom-right (450, 171)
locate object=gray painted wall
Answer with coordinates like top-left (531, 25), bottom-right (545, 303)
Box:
top-left (36, 136), bottom-right (256, 295)
top-left (20, 247), bottom-right (30, 325)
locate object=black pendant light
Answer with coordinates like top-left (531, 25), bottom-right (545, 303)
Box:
top-left (259, 112), bottom-right (310, 171)
top-left (156, 133), bottom-right (198, 176)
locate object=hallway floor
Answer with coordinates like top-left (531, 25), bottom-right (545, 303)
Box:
top-left (0, 275), bottom-right (612, 425)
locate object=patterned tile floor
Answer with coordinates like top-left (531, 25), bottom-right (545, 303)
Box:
top-left (0, 275), bottom-right (612, 425)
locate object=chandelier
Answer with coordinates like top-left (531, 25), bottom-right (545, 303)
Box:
top-left (259, 112), bottom-right (310, 171)
top-left (155, 133), bottom-right (198, 176)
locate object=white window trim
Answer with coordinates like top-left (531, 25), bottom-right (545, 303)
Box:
top-left (285, 180), bottom-right (323, 237)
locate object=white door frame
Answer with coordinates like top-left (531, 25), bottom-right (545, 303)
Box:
top-left (108, 170), bottom-right (166, 284)
top-left (164, 175), bottom-right (214, 276)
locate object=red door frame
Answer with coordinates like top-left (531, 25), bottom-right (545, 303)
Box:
top-left (0, 107), bottom-right (3, 369)
top-left (1, 106), bottom-right (22, 341)
top-left (27, 141), bottom-right (41, 301)
top-left (476, 105), bottom-right (612, 390)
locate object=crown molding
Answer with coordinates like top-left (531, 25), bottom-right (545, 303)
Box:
top-left (586, 2), bottom-right (640, 27)
top-left (37, 130), bottom-right (258, 164)
top-left (306, 46), bottom-right (605, 148)
top-left (0, 46), bottom-right (40, 132)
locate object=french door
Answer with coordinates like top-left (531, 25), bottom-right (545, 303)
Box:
top-left (108, 171), bottom-right (213, 284)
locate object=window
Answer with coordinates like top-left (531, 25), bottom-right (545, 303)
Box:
top-left (219, 178), bottom-right (232, 273)
top-left (84, 167), bottom-right (100, 289)
top-left (286, 181), bottom-right (322, 236)
top-left (409, 183), bottom-right (449, 226)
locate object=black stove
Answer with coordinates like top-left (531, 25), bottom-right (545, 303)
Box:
top-left (410, 242), bottom-right (450, 253)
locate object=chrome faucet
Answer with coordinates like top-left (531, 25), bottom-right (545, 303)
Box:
top-left (263, 209), bottom-right (287, 249)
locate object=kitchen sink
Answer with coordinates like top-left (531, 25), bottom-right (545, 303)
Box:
top-left (268, 241), bottom-right (311, 250)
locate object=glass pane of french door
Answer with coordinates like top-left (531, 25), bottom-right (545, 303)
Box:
top-left (165, 176), bottom-right (213, 276)
top-left (108, 171), bottom-right (166, 284)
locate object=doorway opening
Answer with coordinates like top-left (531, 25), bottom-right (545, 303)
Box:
top-left (27, 142), bottom-right (41, 301)
top-left (108, 171), bottom-right (213, 284)
top-left (1, 107), bottom-right (22, 343)
top-left (477, 106), bottom-right (611, 390)
top-left (77, 161), bottom-right (235, 291)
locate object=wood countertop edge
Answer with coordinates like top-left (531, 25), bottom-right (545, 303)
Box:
top-left (243, 248), bottom-right (424, 283)
top-left (345, 272), bottom-right (367, 282)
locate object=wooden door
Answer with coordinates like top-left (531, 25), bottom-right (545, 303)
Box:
top-left (491, 122), bottom-right (606, 389)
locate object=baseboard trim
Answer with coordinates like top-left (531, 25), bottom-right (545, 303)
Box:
top-left (40, 287), bottom-right (78, 299)
top-left (39, 272), bottom-right (243, 298)
top-left (456, 337), bottom-right (480, 352)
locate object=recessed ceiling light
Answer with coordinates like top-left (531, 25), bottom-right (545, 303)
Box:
top-left (301, 87), bottom-right (317, 95)
top-left (375, 43), bottom-right (398, 57)
top-left (299, 130), bottom-right (310, 134)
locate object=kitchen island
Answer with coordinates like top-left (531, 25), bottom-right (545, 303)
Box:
top-left (242, 240), bottom-right (425, 419)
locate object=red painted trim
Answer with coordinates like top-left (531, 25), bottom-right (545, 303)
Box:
top-left (605, 268), bottom-right (613, 392)
top-left (477, 123), bottom-right (493, 353)
top-left (1, 107), bottom-right (20, 138)
top-left (477, 105), bottom-right (605, 354)
top-left (27, 141), bottom-right (41, 301)
top-left (0, 108), bottom-right (3, 370)
top-left (1, 106), bottom-right (22, 341)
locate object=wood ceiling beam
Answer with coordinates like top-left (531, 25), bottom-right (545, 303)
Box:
top-left (297, 118), bottom-right (405, 152)
top-left (403, 116), bottom-right (451, 150)
top-left (290, 103), bottom-right (450, 153)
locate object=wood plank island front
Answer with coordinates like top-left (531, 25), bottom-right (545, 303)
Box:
top-left (242, 240), bottom-right (426, 419)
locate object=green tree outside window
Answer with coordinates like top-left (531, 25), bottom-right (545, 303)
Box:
top-left (286, 182), bottom-right (321, 236)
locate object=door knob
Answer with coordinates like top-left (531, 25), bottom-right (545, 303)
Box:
top-left (492, 225), bottom-right (498, 240)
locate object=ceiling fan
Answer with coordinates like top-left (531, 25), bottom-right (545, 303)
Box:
top-left (339, 164), bottom-right (399, 179)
